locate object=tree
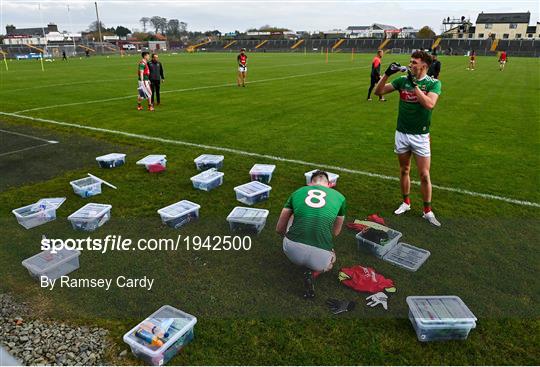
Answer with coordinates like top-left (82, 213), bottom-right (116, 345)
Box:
top-left (88, 20), bottom-right (105, 33)
top-left (417, 26), bottom-right (436, 39)
top-left (115, 26), bottom-right (131, 37)
top-left (139, 17), bottom-right (150, 32)
top-left (179, 22), bottom-right (188, 35)
top-left (150, 16), bottom-right (167, 34)
top-left (166, 19), bottom-right (180, 38)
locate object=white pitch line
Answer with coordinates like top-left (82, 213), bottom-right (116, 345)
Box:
top-left (0, 111), bottom-right (538, 209)
top-left (12, 66), bottom-right (365, 114)
top-left (0, 142), bottom-right (56, 158)
top-left (0, 128), bottom-right (58, 143)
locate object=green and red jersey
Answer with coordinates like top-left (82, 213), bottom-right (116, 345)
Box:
top-left (138, 59), bottom-right (150, 81)
top-left (284, 185), bottom-right (346, 251)
top-left (391, 75), bottom-right (442, 134)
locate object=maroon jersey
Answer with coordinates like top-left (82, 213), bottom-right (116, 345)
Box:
top-left (237, 54), bottom-right (247, 66)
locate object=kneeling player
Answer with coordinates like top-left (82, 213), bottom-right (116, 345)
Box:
top-left (276, 170), bottom-right (346, 298)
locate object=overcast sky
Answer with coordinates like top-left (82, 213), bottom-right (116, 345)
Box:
top-left (1, 0), bottom-right (538, 34)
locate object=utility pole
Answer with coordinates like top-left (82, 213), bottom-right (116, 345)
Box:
top-left (94, 2), bottom-right (103, 54)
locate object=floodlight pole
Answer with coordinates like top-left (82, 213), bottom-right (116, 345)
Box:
top-left (67, 4), bottom-right (77, 56)
top-left (95, 2), bottom-right (104, 54)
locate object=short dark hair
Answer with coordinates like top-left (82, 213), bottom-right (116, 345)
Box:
top-left (411, 50), bottom-right (433, 66)
top-left (310, 170), bottom-right (329, 183)
top-left (151, 53), bottom-right (157, 58)
top-left (141, 51), bottom-right (150, 58)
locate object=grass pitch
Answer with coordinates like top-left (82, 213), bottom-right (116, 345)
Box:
top-left (0, 52), bottom-right (539, 365)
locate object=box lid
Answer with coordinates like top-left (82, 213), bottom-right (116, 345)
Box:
top-left (190, 168), bottom-right (224, 183)
top-left (68, 203), bottom-right (112, 220)
top-left (123, 305), bottom-right (197, 357)
top-left (136, 155), bottom-right (166, 165)
top-left (22, 248), bottom-right (81, 274)
top-left (157, 200), bottom-right (200, 218)
top-left (194, 154), bottom-right (224, 164)
top-left (233, 181), bottom-right (272, 196)
top-left (226, 206), bottom-right (269, 224)
top-left (305, 169), bottom-right (339, 180)
top-left (406, 296), bottom-right (477, 325)
top-left (250, 164), bottom-right (276, 174)
top-left (383, 242), bottom-right (430, 271)
top-left (96, 153), bottom-right (126, 161)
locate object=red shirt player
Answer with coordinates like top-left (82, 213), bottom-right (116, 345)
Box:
top-left (368, 49), bottom-right (385, 101)
top-left (237, 48), bottom-right (248, 87)
top-left (498, 51), bottom-right (507, 71)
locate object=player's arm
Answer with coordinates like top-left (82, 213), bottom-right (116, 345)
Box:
top-left (374, 76), bottom-right (395, 96)
top-left (276, 208), bottom-right (293, 236)
top-left (414, 90), bottom-right (439, 110)
top-left (375, 62), bottom-right (402, 96)
top-left (160, 63), bottom-right (164, 80)
top-left (333, 216), bottom-right (345, 237)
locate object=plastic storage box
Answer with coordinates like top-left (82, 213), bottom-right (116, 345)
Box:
top-left (194, 154), bottom-right (224, 171)
top-left (157, 200), bottom-right (200, 229)
top-left (96, 153), bottom-right (126, 168)
top-left (70, 176), bottom-right (102, 198)
top-left (355, 221), bottom-right (402, 258)
top-left (407, 296), bottom-right (477, 342)
top-left (68, 203), bottom-right (112, 231)
top-left (304, 169), bottom-right (339, 187)
top-left (382, 242), bottom-right (431, 271)
top-left (22, 248), bottom-right (81, 281)
top-left (137, 155), bottom-right (167, 172)
top-left (123, 305), bottom-right (197, 366)
top-left (249, 164), bottom-right (276, 184)
top-left (190, 168), bottom-right (224, 191)
top-left (12, 197), bottom-right (66, 229)
top-left (233, 181), bottom-right (272, 205)
top-left (226, 207), bottom-right (269, 234)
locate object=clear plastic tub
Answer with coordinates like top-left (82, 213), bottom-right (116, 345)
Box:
top-left (123, 305), bottom-right (197, 366)
top-left (22, 248), bottom-right (81, 281)
top-left (194, 154), bottom-right (224, 171)
top-left (68, 203), bottom-right (112, 231)
top-left (382, 242), bottom-right (431, 271)
top-left (70, 176), bottom-right (102, 198)
top-left (249, 164), bottom-right (276, 184)
top-left (355, 221), bottom-right (402, 258)
top-left (96, 153), bottom-right (126, 168)
top-left (233, 181), bottom-right (272, 205)
top-left (137, 155), bottom-right (167, 172)
top-left (12, 197), bottom-right (66, 229)
top-left (226, 207), bottom-right (269, 234)
top-left (304, 169), bottom-right (339, 187)
top-left (407, 296), bottom-right (477, 342)
top-left (157, 200), bottom-right (200, 229)
top-left (190, 168), bottom-right (224, 191)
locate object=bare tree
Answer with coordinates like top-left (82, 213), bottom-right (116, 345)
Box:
top-left (139, 17), bottom-right (150, 32)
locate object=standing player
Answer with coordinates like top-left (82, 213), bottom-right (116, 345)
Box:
top-left (367, 50), bottom-right (386, 101)
top-left (276, 170), bottom-right (346, 298)
top-left (498, 50), bottom-right (507, 71)
top-left (427, 54), bottom-right (441, 79)
top-left (375, 50), bottom-right (442, 227)
top-left (137, 51), bottom-right (153, 111)
top-left (237, 48), bottom-right (248, 87)
top-left (467, 50), bottom-right (476, 70)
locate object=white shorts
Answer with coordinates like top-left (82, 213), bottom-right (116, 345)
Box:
top-left (282, 237), bottom-right (335, 272)
top-left (394, 131), bottom-right (431, 157)
top-left (238, 65), bottom-right (247, 73)
top-left (499, 60), bottom-right (506, 65)
top-left (138, 80), bottom-right (152, 99)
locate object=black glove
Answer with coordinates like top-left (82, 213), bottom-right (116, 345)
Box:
top-left (326, 299), bottom-right (356, 315)
top-left (407, 70), bottom-right (417, 87)
top-left (384, 62), bottom-right (403, 77)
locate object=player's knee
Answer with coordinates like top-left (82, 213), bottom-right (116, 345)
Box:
top-left (400, 166), bottom-right (411, 176)
top-left (419, 171), bottom-right (430, 183)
